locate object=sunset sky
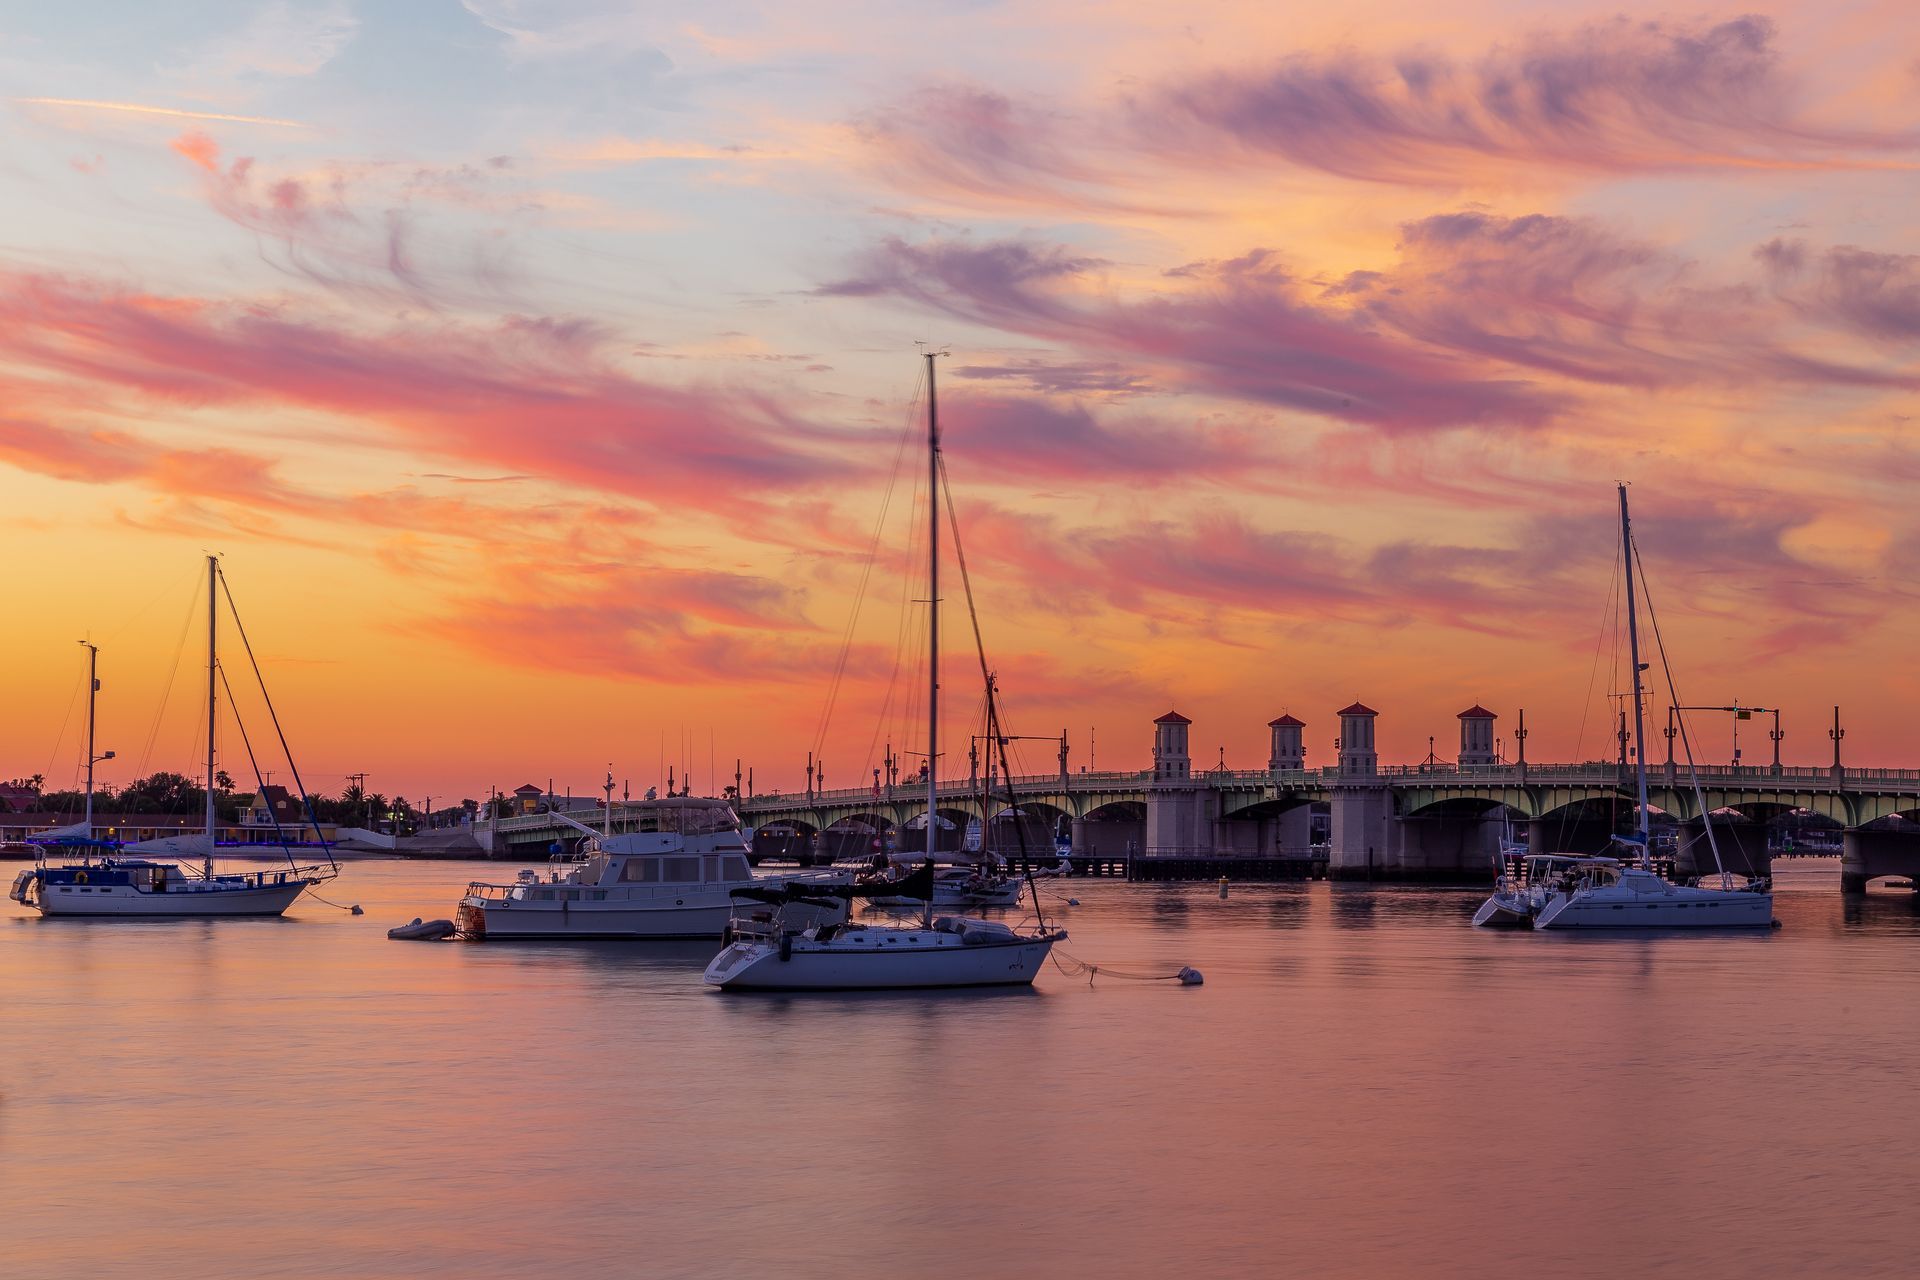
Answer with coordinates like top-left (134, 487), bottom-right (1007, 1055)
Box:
top-left (6, 1), bottom-right (1920, 803)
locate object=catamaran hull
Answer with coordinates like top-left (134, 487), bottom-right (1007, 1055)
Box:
top-left (704, 934), bottom-right (1059, 990)
top-left (1471, 894), bottom-right (1536, 928)
top-left (1534, 892), bottom-right (1773, 930)
top-left (460, 897), bottom-right (844, 940)
top-left (29, 879), bottom-right (312, 917)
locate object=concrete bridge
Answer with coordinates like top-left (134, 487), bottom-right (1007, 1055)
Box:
top-left (485, 705), bottom-right (1920, 891)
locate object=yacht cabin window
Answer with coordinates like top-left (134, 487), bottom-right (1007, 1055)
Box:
top-left (663, 857), bottom-right (700, 882)
top-left (620, 859), bottom-right (660, 883)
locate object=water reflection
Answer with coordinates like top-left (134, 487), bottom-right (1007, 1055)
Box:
top-left (3, 858), bottom-right (1915, 1279)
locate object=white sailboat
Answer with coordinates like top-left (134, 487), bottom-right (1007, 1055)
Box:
top-left (9, 557), bottom-right (338, 918)
top-left (1531, 486), bottom-right (1773, 931)
top-left (706, 352), bottom-right (1064, 991)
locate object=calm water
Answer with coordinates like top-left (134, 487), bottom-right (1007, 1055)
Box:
top-left (3, 857), bottom-right (1916, 1279)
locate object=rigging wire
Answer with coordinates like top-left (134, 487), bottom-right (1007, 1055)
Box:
top-left (216, 662), bottom-right (301, 875)
top-left (811, 369), bottom-right (925, 769)
top-left (1557, 544), bottom-right (1621, 851)
top-left (1631, 535), bottom-right (1730, 885)
top-left (136, 574), bottom-right (203, 779)
top-left (39, 653), bottom-right (87, 801)
top-left (215, 564), bottom-right (335, 870)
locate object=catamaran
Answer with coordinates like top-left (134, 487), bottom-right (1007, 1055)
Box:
top-left (1530, 486), bottom-right (1773, 931)
top-left (706, 352), bottom-right (1065, 991)
top-left (9, 557), bottom-right (339, 918)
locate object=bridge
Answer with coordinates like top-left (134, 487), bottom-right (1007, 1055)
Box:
top-left (482, 704), bottom-right (1920, 891)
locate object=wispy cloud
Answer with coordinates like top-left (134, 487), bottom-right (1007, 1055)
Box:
top-left (14, 98), bottom-right (308, 128)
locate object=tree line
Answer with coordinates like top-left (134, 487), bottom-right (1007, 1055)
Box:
top-left (25, 773), bottom-right (483, 833)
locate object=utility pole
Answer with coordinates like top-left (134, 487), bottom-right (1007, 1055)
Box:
top-left (806, 751), bottom-right (814, 802)
top-left (1830, 706), bottom-right (1844, 778)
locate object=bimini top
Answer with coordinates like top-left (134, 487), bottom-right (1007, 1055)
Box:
top-left (615, 798), bottom-right (743, 837)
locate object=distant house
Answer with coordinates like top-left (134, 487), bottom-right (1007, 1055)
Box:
top-left (0, 782), bottom-right (41, 813)
top-left (238, 785), bottom-right (307, 829)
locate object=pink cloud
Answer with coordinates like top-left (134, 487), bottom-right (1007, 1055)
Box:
top-left (1139, 16), bottom-right (1919, 184)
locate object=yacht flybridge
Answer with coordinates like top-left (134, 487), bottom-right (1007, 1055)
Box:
top-left (456, 798), bottom-right (849, 940)
top-left (706, 351), bottom-right (1064, 991)
top-left (10, 558), bottom-right (338, 919)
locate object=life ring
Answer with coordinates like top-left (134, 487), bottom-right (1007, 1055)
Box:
top-left (74, 870), bottom-right (88, 885)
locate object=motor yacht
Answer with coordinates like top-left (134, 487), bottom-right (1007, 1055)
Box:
top-left (458, 797), bottom-right (848, 940)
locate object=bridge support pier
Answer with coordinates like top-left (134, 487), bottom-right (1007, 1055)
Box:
top-left (1526, 817), bottom-right (1616, 857)
top-left (1329, 783), bottom-right (1392, 880)
top-left (1842, 828), bottom-right (1920, 894)
top-left (1676, 821), bottom-right (1770, 882)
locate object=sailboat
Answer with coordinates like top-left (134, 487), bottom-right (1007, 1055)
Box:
top-left (1531, 486), bottom-right (1773, 931)
top-left (9, 557), bottom-right (340, 918)
top-left (705, 352), bottom-right (1065, 990)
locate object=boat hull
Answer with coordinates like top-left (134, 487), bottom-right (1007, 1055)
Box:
top-left (705, 930), bottom-right (1062, 991)
top-left (30, 878), bottom-right (311, 917)
top-left (460, 895), bottom-right (844, 940)
top-left (1534, 889), bottom-right (1773, 930)
top-left (1471, 894), bottom-right (1535, 928)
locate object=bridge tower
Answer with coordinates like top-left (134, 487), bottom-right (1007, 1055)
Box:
top-left (1336, 703), bottom-right (1378, 777)
top-left (1268, 714), bottom-right (1305, 776)
top-left (1147, 710), bottom-right (1207, 855)
top-left (1457, 705), bottom-right (1497, 767)
top-left (1330, 702), bottom-right (1390, 879)
top-left (1152, 711), bottom-right (1192, 780)
top-left (1267, 713), bottom-right (1313, 853)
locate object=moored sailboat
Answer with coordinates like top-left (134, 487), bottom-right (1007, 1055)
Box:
top-left (706, 352), bottom-right (1064, 991)
top-left (9, 557), bottom-right (338, 919)
top-left (1531, 486), bottom-right (1773, 931)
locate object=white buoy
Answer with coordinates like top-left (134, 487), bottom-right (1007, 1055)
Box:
top-left (1178, 967), bottom-right (1204, 985)
top-left (1218, 876), bottom-right (1229, 899)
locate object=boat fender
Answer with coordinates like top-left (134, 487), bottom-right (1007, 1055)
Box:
top-left (779, 933), bottom-right (793, 962)
top-left (1177, 967), bottom-right (1204, 986)
top-left (74, 870), bottom-right (88, 885)
top-left (721, 924), bottom-right (736, 946)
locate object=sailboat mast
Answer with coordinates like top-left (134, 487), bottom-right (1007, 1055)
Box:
top-left (925, 350), bottom-right (941, 932)
top-left (1617, 485), bottom-right (1652, 868)
top-left (206, 554), bottom-right (218, 877)
top-left (82, 641), bottom-right (99, 841)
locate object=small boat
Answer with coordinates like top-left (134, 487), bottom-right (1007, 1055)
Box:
top-left (706, 352), bottom-right (1063, 991)
top-left (868, 863), bottom-right (1025, 908)
top-left (706, 911), bottom-right (1066, 991)
top-left (388, 917), bottom-right (457, 941)
top-left (457, 797), bottom-right (848, 940)
top-left (12, 569), bottom-right (339, 920)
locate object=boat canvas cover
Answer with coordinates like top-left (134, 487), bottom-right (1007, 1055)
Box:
top-left (731, 862), bottom-right (936, 906)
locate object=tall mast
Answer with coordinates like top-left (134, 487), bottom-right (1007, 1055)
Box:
top-left (924, 349), bottom-right (941, 931)
top-left (1618, 485), bottom-right (1651, 868)
top-left (206, 554), bottom-right (218, 878)
top-left (81, 641), bottom-right (99, 841)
